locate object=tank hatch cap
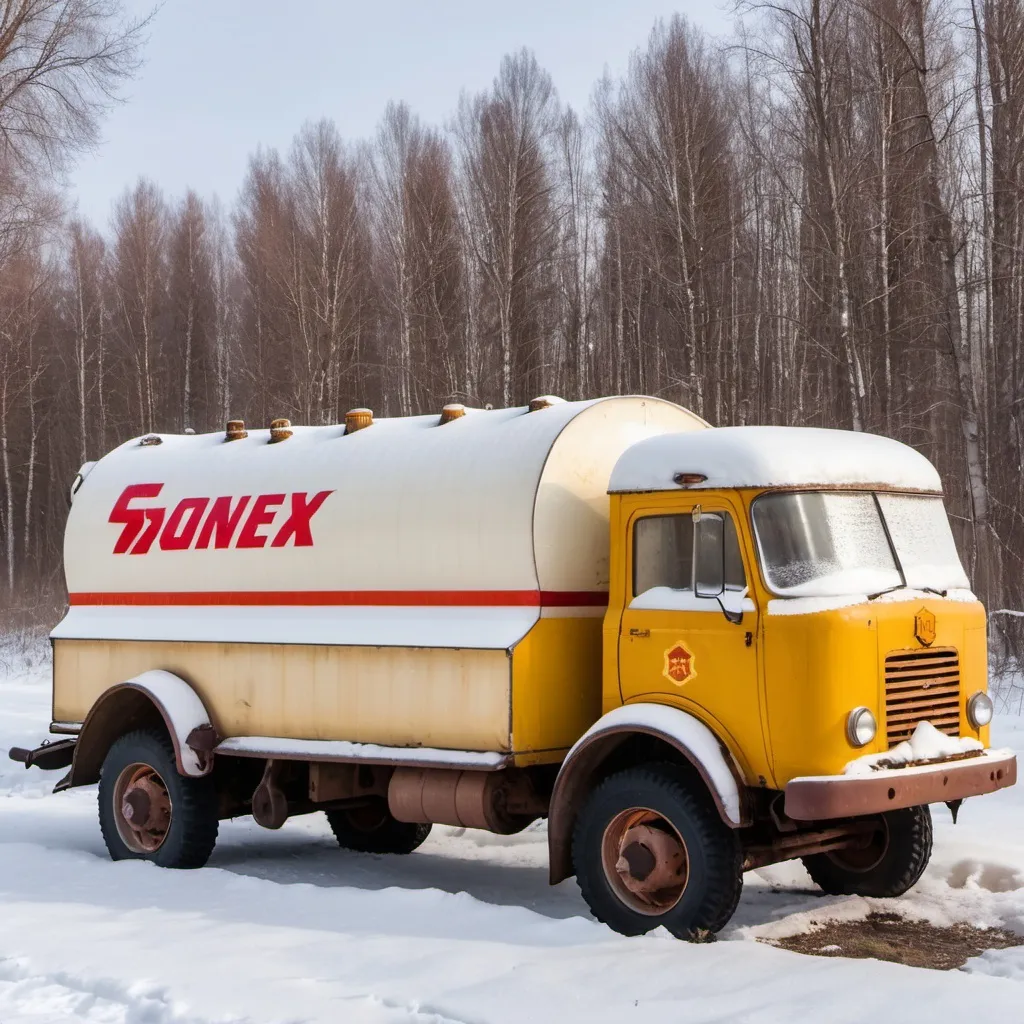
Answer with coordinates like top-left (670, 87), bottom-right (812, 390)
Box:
top-left (439, 403), bottom-right (466, 425)
top-left (268, 418), bottom-right (293, 444)
top-left (529, 395), bottom-right (564, 412)
top-left (345, 408), bottom-right (374, 433)
top-left (225, 419), bottom-right (248, 442)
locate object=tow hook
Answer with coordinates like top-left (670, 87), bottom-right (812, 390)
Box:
top-left (8, 737), bottom-right (77, 771)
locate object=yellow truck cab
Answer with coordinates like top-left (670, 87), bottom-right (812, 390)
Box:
top-left (9, 397), bottom-right (1015, 940)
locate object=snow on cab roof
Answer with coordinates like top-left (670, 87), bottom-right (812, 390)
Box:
top-left (609, 426), bottom-right (943, 494)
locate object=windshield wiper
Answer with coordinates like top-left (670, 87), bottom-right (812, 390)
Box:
top-left (868, 584), bottom-right (948, 600)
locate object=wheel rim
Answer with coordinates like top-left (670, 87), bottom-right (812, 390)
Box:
top-left (601, 807), bottom-right (688, 915)
top-left (827, 817), bottom-right (889, 873)
top-left (345, 803), bottom-right (389, 833)
top-left (113, 762), bottom-right (172, 853)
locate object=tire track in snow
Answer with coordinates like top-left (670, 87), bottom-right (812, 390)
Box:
top-left (0, 956), bottom-right (237, 1024)
top-left (0, 956), bottom-right (483, 1024)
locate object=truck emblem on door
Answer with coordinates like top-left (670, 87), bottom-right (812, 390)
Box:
top-left (914, 608), bottom-right (936, 647)
top-left (664, 641), bottom-right (696, 686)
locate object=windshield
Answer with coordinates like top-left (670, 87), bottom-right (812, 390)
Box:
top-left (876, 493), bottom-right (970, 591)
top-left (752, 491), bottom-right (969, 598)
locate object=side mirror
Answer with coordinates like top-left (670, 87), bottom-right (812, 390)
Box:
top-left (694, 513), bottom-right (725, 598)
top-left (695, 513), bottom-right (745, 624)
top-left (717, 586), bottom-right (748, 626)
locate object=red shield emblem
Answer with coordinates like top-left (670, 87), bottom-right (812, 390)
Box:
top-left (664, 642), bottom-right (696, 686)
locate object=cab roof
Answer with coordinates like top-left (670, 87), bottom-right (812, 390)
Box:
top-left (608, 426), bottom-right (942, 495)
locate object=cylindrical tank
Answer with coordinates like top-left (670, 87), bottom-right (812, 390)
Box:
top-left (57, 397), bottom-right (704, 648)
top-left (52, 397), bottom-right (706, 756)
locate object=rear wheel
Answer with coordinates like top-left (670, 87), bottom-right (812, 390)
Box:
top-left (802, 805), bottom-right (932, 897)
top-left (572, 764), bottom-right (743, 939)
top-left (98, 729), bottom-right (218, 868)
top-left (326, 802), bottom-right (432, 854)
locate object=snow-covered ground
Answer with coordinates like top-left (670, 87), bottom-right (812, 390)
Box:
top-left (4, 652), bottom-right (1024, 1023)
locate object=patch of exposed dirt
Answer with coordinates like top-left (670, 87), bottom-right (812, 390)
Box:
top-left (763, 912), bottom-right (1022, 970)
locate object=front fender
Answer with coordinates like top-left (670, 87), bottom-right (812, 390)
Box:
top-left (64, 670), bottom-right (218, 790)
top-left (547, 704), bottom-right (748, 884)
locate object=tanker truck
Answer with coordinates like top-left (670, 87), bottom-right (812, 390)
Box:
top-left (9, 395), bottom-right (1016, 939)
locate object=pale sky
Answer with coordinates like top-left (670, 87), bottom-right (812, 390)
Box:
top-left (68, 0), bottom-right (734, 227)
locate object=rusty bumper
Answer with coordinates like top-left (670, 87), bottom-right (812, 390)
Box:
top-left (784, 749), bottom-right (1017, 821)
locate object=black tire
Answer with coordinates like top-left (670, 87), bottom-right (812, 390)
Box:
top-left (98, 729), bottom-right (218, 869)
top-left (572, 763), bottom-right (743, 940)
top-left (326, 802), bottom-right (432, 854)
top-left (802, 805), bottom-right (933, 897)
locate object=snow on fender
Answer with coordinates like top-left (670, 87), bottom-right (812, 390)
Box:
top-left (123, 670), bottom-right (217, 775)
top-left (67, 670), bottom-right (217, 788)
top-left (546, 703), bottom-right (746, 884)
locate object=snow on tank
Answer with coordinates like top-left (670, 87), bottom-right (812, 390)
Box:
top-left (608, 426), bottom-right (943, 495)
top-left (56, 396), bottom-right (704, 649)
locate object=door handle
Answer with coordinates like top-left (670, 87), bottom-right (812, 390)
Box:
top-left (629, 628), bottom-right (651, 638)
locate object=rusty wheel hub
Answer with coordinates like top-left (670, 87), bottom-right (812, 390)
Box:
top-left (113, 763), bottom-right (172, 853)
top-left (601, 808), bottom-right (688, 915)
top-left (829, 817), bottom-right (889, 873)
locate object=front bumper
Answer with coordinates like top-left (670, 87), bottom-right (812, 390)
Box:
top-left (784, 749), bottom-right (1016, 821)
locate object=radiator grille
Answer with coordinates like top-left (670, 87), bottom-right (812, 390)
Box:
top-left (884, 647), bottom-right (961, 747)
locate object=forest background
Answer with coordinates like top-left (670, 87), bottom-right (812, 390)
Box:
top-left (2, 0), bottom-right (1024, 664)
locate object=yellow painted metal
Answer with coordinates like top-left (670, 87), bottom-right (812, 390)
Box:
top-left (510, 615), bottom-right (604, 766)
top-left (763, 581), bottom-right (988, 784)
top-left (963, 623), bottom-right (991, 748)
top-left (610, 490), bottom-right (772, 787)
top-left (53, 639), bottom-right (514, 752)
top-left (54, 617), bottom-right (607, 765)
top-left (876, 605), bottom-right (989, 749)
top-left (605, 487), bottom-right (990, 791)
top-left (761, 602), bottom-right (881, 782)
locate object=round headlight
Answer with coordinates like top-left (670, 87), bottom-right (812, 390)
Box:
top-left (846, 707), bottom-right (877, 748)
top-left (967, 691), bottom-right (994, 729)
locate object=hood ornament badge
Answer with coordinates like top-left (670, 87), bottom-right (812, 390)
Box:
top-left (914, 608), bottom-right (936, 647)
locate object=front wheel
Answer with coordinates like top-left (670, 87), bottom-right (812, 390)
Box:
top-left (326, 802), bottom-right (432, 854)
top-left (572, 764), bottom-right (743, 939)
top-left (802, 805), bottom-right (933, 897)
top-left (98, 729), bottom-right (219, 868)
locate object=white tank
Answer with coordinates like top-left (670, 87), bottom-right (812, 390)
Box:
top-left (55, 397), bottom-right (706, 650)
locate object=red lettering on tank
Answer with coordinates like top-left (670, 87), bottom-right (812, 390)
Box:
top-left (235, 493), bottom-right (285, 549)
top-left (132, 506), bottom-right (165, 554)
top-left (109, 483), bottom-right (164, 554)
top-left (271, 490), bottom-right (334, 548)
top-left (159, 497), bottom-right (210, 551)
top-left (109, 487), bottom-right (332, 553)
top-left (195, 495), bottom-right (251, 550)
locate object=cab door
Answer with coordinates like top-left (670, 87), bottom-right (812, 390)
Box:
top-left (618, 502), bottom-right (767, 781)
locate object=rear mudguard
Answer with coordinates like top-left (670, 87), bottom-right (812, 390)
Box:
top-left (62, 670), bottom-right (219, 792)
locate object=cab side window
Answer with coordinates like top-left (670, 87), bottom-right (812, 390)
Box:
top-left (634, 515), bottom-right (693, 595)
top-left (633, 511), bottom-right (746, 598)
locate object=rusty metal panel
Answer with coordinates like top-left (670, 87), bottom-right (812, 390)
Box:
top-left (784, 751), bottom-right (1015, 820)
top-left (884, 647), bottom-right (960, 747)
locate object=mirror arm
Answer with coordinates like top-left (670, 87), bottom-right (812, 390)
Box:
top-left (716, 596), bottom-right (744, 625)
